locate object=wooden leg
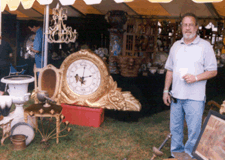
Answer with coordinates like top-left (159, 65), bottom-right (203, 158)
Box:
top-left (35, 117), bottom-right (38, 132)
top-left (1, 120), bottom-right (13, 146)
top-left (56, 115), bottom-right (60, 144)
top-left (24, 112), bottom-right (28, 123)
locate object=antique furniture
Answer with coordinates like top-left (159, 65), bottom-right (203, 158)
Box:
top-left (207, 100), bottom-right (225, 115)
top-left (106, 10), bottom-right (127, 74)
top-left (24, 103), bottom-right (62, 144)
top-left (31, 64), bottom-right (64, 105)
top-left (0, 117), bottom-right (13, 145)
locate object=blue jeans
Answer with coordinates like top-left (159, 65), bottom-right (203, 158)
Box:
top-left (170, 99), bottom-right (205, 158)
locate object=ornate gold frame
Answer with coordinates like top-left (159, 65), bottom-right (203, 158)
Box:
top-left (59, 49), bottom-right (141, 111)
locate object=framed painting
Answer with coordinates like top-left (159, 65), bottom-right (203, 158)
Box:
top-left (192, 110), bottom-right (225, 160)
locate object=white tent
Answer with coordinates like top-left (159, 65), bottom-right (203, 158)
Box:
top-left (1, 0), bottom-right (225, 66)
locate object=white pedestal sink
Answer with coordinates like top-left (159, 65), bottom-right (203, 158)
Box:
top-left (1, 75), bottom-right (34, 127)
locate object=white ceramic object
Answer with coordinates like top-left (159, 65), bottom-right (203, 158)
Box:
top-left (1, 75), bottom-right (34, 127)
top-left (157, 69), bottom-right (165, 74)
top-left (149, 67), bottom-right (158, 74)
top-left (0, 96), bottom-right (13, 116)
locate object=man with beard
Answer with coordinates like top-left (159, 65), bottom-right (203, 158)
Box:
top-left (163, 13), bottom-right (217, 158)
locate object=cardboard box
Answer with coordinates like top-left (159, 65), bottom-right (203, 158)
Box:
top-left (61, 103), bottom-right (104, 127)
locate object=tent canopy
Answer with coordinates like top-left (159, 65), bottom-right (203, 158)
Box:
top-left (2, 0), bottom-right (225, 22)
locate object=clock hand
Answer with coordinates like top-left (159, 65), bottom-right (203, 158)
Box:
top-left (79, 76), bottom-right (86, 86)
top-left (75, 74), bottom-right (80, 83)
top-left (82, 66), bottom-right (86, 78)
top-left (83, 75), bottom-right (92, 78)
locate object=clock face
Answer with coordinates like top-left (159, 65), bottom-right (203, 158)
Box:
top-left (66, 59), bottom-right (101, 95)
top-left (60, 49), bottom-right (110, 104)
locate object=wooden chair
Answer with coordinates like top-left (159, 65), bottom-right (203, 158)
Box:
top-left (207, 100), bottom-right (225, 115)
top-left (31, 64), bottom-right (63, 105)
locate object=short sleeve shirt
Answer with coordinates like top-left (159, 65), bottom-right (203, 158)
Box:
top-left (33, 28), bottom-right (43, 53)
top-left (165, 35), bottom-right (217, 101)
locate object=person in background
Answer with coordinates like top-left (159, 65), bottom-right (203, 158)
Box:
top-left (163, 13), bottom-right (217, 158)
top-left (0, 39), bottom-right (13, 95)
top-left (27, 20), bottom-right (43, 69)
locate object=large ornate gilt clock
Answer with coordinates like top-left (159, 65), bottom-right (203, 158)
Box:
top-left (59, 49), bottom-right (141, 111)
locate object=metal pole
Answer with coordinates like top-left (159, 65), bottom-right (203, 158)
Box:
top-left (44, 4), bottom-right (49, 67)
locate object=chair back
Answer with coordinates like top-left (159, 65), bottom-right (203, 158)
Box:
top-left (33, 64), bottom-right (63, 104)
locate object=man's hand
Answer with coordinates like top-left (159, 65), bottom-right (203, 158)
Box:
top-left (163, 92), bottom-right (171, 106)
top-left (30, 47), bottom-right (39, 53)
top-left (183, 74), bottom-right (197, 83)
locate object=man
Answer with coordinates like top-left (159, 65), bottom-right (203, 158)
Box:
top-left (27, 20), bottom-right (43, 68)
top-left (163, 13), bottom-right (217, 158)
top-left (0, 39), bottom-right (13, 95)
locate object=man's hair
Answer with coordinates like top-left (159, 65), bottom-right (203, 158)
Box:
top-left (27, 20), bottom-right (40, 28)
top-left (181, 13), bottom-right (198, 26)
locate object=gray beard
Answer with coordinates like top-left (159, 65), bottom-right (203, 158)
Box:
top-left (183, 32), bottom-right (196, 40)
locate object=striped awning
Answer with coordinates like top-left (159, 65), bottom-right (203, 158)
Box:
top-left (1, 0), bottom-right (225, 20)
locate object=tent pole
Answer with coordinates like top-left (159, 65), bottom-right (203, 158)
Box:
top-left (44, 4), bottom-right (49, 67)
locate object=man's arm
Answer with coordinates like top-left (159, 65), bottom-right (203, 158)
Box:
top-left (30, 48), bottom-right (40, 53)
top-left (163, 70), bottom-right (173, 106)
top-left (197, 70), bottom-right (217, 80)
top-left (183, 70), bottom-right (217, 84)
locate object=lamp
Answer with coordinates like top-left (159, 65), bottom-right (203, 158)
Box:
top-left (47, 3), bottom-right (77, 45)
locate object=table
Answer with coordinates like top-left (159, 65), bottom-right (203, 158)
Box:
top-left (0, 115), bottom-right (13, 145)
top-left (24, 103), bottom-right (62, 144)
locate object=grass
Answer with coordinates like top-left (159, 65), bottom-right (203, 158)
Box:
top-left (2, 103), bottom-right (172, 160)
top-left (0, 87), bottom-right (224, 160)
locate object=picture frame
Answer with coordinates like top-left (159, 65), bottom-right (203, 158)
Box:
top-left (192, 110), bottom-right (225, 160)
